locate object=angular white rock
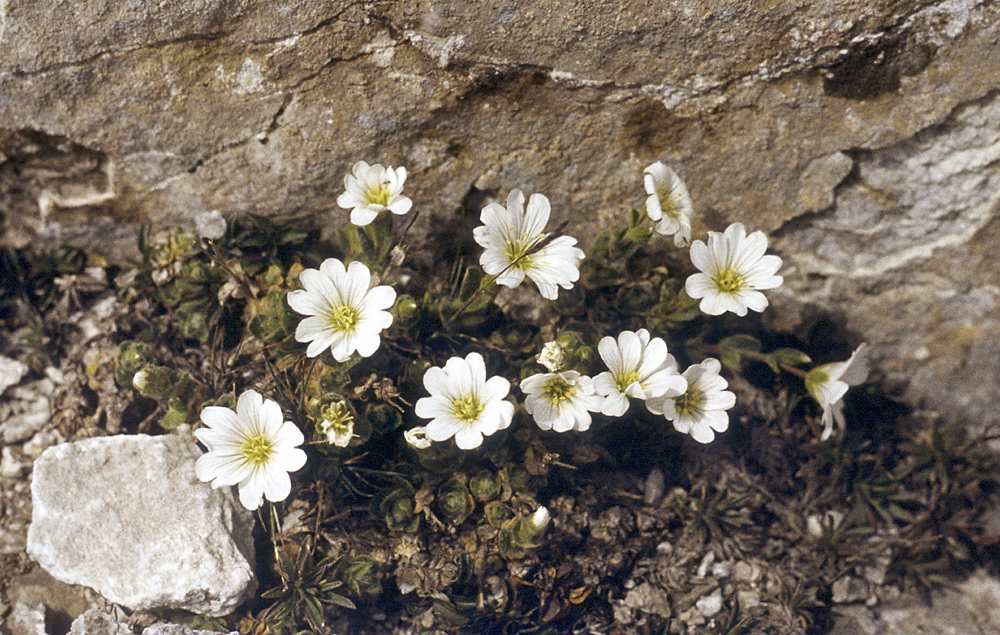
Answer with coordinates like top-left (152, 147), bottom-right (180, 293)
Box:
top-left (27, 434), bottom-right (256, 616)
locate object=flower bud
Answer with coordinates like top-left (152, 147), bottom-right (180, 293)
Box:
top-left (115, 341), bottom-right (153, 388)
top-left (497, 506), bottom-right (551, 557)
top-left (530, 506), bottom-right (551, 531)
top-left (132, 365), bottom-right (176, 399)
top-left (391, 294), bottom-right (419, 325)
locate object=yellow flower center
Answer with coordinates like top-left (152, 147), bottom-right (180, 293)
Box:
top-left (657, 185), bottom-right (679, 219)
top-left (614, 370), bottom-right (642, 393)
top-left (328, 304), bottom-right (360, 333)
top-left (542, 376), bottom-right (577, 405)
top-left (319, 402), bottom-right (354, 446)
top-left (364, 184), bottom-right (391, 207)
top-left (503, 236), bottom-right (537, 271)
top-left (713, 268), bottom-right (744, 294)
top-left (452, 395), bottom-right (485, 423)
top-left (240, 433), bottom-right (274, 468)
top-left (674, 389), bottom-right (702, 416)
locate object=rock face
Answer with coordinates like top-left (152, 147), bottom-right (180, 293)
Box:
top-left (1, 1), bottom-right (999, 429)
top-left (26, 434), bottom-right (256, 616)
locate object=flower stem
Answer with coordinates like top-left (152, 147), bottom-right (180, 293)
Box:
top-left (703, 344), bottom-right (809, 378)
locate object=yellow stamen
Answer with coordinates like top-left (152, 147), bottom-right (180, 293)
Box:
top-left (674, 390), bottom-right (702, 416)
top-left (240, 433), bottom-right (274, 467)
top-left (543, 376), bottom-right (577, 405)
top-left (614, 370), bottom-right (642, 393)
top-left (328, 304), bottom-right (360, 332)
top-left (365, 184), bottom-right (391, 207)
top-left (452, 395), bottom-right (484, 423)
top-left (713, 268), bottom-right (744, 294)
top-left (657, 185), bottom-right (679, 219)
top-left (503, 236), bottom-right (537, 271)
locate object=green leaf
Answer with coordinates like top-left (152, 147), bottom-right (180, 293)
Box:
top-left (718, 334), bottom-right (761, 370)
top-left (327, 593), bottom-right (357, 610)
top-left (767, 347), bottom-right (812, 372)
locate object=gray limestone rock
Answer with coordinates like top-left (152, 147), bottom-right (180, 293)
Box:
top-left (1, 0), bottom-right (999, 489)
top-left (68, 608), bottom-right (239, 635)
top-left (26, 434), bottom-right (256, 616)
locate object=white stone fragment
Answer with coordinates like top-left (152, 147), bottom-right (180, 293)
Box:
top-left (0, 355), bottom-right (28, 394)
top-left (27, 434), bottom-right (256, 616)
top-left (696, 588), bottom-right (723, 617)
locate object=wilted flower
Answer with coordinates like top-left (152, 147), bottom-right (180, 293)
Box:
top-left (521, 370), bottom-right (601, 432)
top-left (287, 258), bottom-right (396, 361)
top-left (685, 222), bottom-right (783, 317)
top-left (806, 344), bottom-right (870, 441)
top-left (593, 329), bottom-right (688, 417)
top-left (194, 390), bottom-right (307, 510)
top-left (194, 209), bottom-right (227, 240)
top-left (414, 352), bottom-right (515, 450)
top-left (403, 426), bottom-right (432, 450)
top-left (647, 358), bottom-right (736, 444)
top-left (317, 401), bottom-right (354, 447)
top-left (643, 161), bottom-right (693, 247)
top-left (474, 189), bottom-right (584, 300)
top-left (537, 341), bottom-right (566, 372)
top-left (337, 160), bottom-right (412, 227)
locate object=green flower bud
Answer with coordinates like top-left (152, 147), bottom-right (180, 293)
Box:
top-left (115, 341), bottom-right (153, 388)
top-left (437, 477), bottom-right (474, 526)
top-left (469, 470), bottom-right (502, 502)
top-left (391, 294), bottom-right (419, 325)
top-left (498, 507), bottom-right (550, 557)
top-left (337, 556), bottom-right (383, 599)
top-left (132, 365), bottom-right (177, 399)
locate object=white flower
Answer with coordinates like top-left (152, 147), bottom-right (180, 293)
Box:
top-left (593, 329), bottom-right (688, 417)
top-left (318, 401), bottom-right (354, 448)
top-left (685, 222), bottom-right (783, 317)
top-left (194, 390), bottom-right (307, 510)
top-left (403, 426), bottom-right (433, 450)
top-left (521, 371), bottom-right (602, 433)
top-left (643, 161), bottom-right (693, 247)
top-left (336, 160), bottom-right (412, 227)
top-left (537, 341), bottom-right (566, 372)
top-left (287, 258), bottom-right (396, 361)
top-left (646, 358), bottom-right (736, 444)
top-left (414, 352), bottom-right (515, 450)
top-left (806, 344), bottom-right (870, 441)
top-left (473, 189), bottom-right (584, 300)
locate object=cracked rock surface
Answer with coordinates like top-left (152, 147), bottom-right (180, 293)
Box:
top-left (26, 434), bottom-right (256, 616)
top-left (1, 2), bottom-right (999, 448)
